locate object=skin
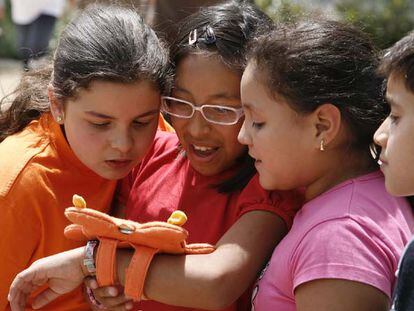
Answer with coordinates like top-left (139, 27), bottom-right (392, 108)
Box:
top-left (238, 63), bottom-right (387, 311)
top-left (374, 71), bottom-right (414, 196)
top-left (8, 56), bottom-right (289, 310)
top-left (49, 80), bottom-right (161, 180)
top-left (171, 54), bottom-right (246, 176)
top-left (238, 63), bottom-right (374, 201)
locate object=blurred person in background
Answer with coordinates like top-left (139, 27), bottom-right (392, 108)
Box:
top-left (10, 0), bottom-right (70, 70)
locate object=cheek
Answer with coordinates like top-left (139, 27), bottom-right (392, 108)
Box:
top-left (132, 123), bottom-right (158, 158)
top-left (222, 125), bottom-right (245, 154)
top-left (170, 118), bottom-right (186, 136)
top-left (65, 124), bottom-right (107, 156)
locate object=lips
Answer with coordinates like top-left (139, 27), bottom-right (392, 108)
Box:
top-left (191, 144), bottom-right (219, 157)
top-left (183, 141), bottom-right (220, 164)
top-left (105, 159), bottom-right (133, 169)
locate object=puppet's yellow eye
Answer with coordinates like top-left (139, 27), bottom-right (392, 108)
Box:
top-left (167, 210), bottom-right (187, 226)
top-left (72, 194), bottom-right (87, 208)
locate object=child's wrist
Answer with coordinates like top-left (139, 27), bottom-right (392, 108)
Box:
top-left (82, 240), bottom-right (99, 277)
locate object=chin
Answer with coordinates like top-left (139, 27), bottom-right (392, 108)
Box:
top-left (95, 169), bottom-right (130, 181)
top-left (258, 175), bottom-right (278, 191)
top-left (386, 182), bottom-right (414, 197)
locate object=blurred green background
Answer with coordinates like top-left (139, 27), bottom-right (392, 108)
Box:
top-left (1, 0), bottom-right (414, 59)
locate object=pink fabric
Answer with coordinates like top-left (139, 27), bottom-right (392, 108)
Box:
top-left (121, 131), bottom-right (300, 311)
top-left (252, 171), bottom-right (414, 311)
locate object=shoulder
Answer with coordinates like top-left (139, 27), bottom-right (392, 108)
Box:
top-left (145, 131), bottom-right (179, 159)
top-left (0, 122), bottom-right (50, 198)
top-left (292, 217), bottom-right (398, 298)
top-left (300, 171), bottom-right (412, 231)
top-left (237, 174), bottom-right (303, 227)
top-left (127, 131), bottom-right (182, 184)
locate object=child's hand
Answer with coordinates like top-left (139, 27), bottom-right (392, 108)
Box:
top-left (8, 247), bottom-right (87, 311)
top-left (84, 277), bottom-right (134, 311)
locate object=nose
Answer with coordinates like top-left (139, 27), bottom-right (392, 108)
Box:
top-left (110, 127), bottom-right (133, 153)
top-left (186, 110), bottom-right (211, 138)
top-left (373, 118), bottom-right (389, 148)
top-left (238, 119), bottom-right (251, 146)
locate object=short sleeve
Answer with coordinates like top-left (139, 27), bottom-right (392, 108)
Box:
top-left (237, 175), bottom-right (302, 228)
top-left (292, 218), bottom-right (396, 298)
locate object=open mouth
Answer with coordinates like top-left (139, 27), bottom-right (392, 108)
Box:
top-left (191, 144), bottom-right (219, 158)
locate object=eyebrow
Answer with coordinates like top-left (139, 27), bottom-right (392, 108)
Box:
top-left (85, 109), bottom-right (159, 119)
top-left (241, 102), bottom-right (255, 111)
top-left (174, 86), bottom-right (240, 101)
top-left (385, 95), bottom-right (401, 109)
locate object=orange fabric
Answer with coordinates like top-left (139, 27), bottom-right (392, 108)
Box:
top-left (158, 114), bottom-right (174, 133)
top-left (0, 114), bottom-right (117, 311)
top-left (95, 238), bottom-right (119, 286)
top-left (64, 205), bottom-right (214, 300)
top-left (125, 246), bottom-right (158, 300)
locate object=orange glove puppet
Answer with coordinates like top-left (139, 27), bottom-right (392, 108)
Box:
top-left (64, 194), bottom-right (215, 301)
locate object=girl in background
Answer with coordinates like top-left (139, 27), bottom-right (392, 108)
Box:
top-left (374, 30), bottom-right (414, 311)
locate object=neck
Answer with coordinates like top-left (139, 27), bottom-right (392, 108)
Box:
top-left (304, 150), bottom-right (376, 202)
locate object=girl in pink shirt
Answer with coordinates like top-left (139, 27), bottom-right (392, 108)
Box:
top-left (238, 20), bottom-right (414, 311)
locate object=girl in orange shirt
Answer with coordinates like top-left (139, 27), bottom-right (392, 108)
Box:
top-left (0, 4), bottom-right (170, 310)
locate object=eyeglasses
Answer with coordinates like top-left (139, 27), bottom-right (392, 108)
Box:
top-left (161, 96), bottom-right (244, 126)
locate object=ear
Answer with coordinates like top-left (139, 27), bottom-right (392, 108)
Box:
top-left (311, 103), bottom-right (341, 150)
top-left (48, 84), bottom-right (65, 124)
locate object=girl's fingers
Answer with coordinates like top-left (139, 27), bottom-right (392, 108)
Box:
top-left (9, 270), bottom-right (46, 310)
top-left (96, 294), bottom-right (132, 308)
top-left (103, 301), bottom-right (134, 311)
top-left (32, 288), bottom-right (61, 309)
top-left (93, 286), bottom-right (119, 299)
top-left (84, 276), bottom-right (99, 290)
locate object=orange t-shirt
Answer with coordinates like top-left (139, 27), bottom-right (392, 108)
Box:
top-left (0, 114), bottom-right (117, 310)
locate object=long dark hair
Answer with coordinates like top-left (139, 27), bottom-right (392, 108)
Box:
top-left (248, 20), bottom-right (388, 165)
top-left (0, 4), bottom-right (171, 142)
top-left (171, 0), bottom-right (272, 193)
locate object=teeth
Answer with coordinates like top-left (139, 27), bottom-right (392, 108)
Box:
top-left (193, 145), bottom-right (214, 152)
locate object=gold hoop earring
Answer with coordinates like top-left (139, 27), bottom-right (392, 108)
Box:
top-left (56, 116), bottom-right (63, 123)
top-left (320, 139), bottom-right (325, 151)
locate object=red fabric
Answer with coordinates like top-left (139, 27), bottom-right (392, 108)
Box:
top-left (122, 131), bottom-right (300, 311)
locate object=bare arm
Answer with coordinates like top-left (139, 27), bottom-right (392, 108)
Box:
top-left (9, 211), bottom-right (287, 310)
top-left (295, 279), bottom-right (389, 311)
top-left (116, 211), bottom-right (287, 309)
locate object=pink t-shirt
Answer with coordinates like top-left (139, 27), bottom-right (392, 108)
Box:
top-left (121, 131), bottom-right (301, 311)
top-left (252, 171), bottom-right (414, 311)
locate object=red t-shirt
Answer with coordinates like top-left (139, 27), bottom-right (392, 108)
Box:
top-left (122, 131), bottom-right (300, 311)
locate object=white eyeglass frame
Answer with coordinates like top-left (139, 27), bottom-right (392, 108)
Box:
top-left (161, 96), bottom-right (244, 126)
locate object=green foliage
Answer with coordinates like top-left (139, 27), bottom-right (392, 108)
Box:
top-left (256, 0), bottom-right (414, 50)
top-left (336, 0), bottom-right (414, 49)
top-left (0, 0), bottom-right (18, 58)
top-left (256, 0), bottom-right (307, 23)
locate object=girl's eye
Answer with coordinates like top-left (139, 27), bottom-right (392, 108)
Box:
top-left (133, 121), bottom-right (149, 127)
top-left (389, 113), bottom-right (400, 125)
top-left (252, 121), bottom-right (264, 129)
top-left (133, 117), bottom-right (155, 128)
top-left (89, 122), bottom-right (110, 128)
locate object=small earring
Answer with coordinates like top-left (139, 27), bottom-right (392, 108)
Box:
top-left (320, 139), bottom-right (325, 151)
top-left (56, 116), bottom-right (63, 123)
